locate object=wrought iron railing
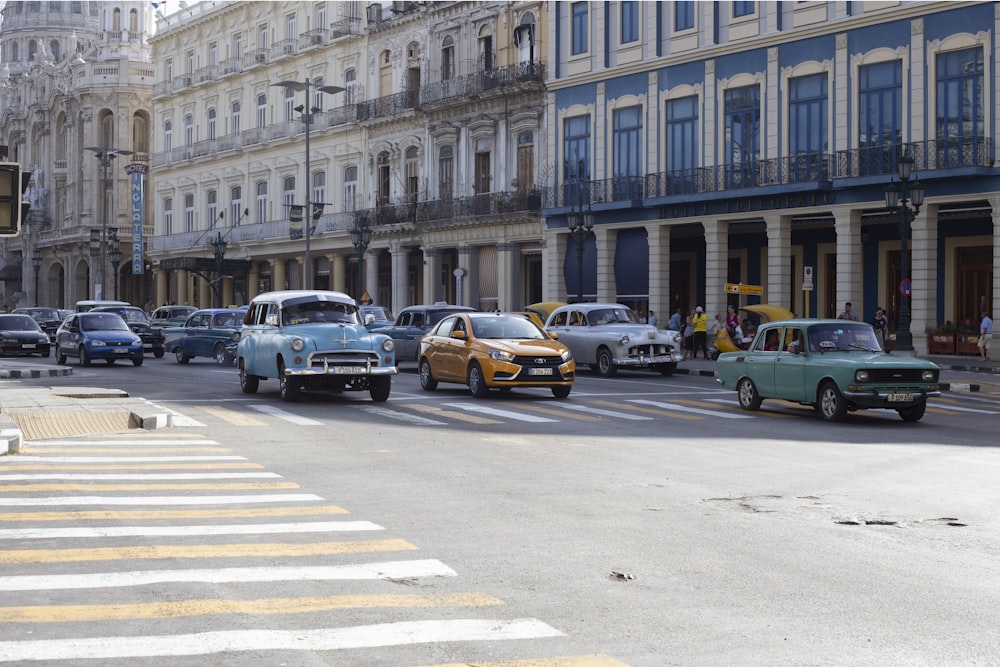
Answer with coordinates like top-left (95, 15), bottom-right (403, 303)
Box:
top-left (420, 61), bottom-right (545, 106)
top-left (329, 18), bottom-right (362, 39)
top-left (837, 137), bottom-right (993, 177)
top-left (356, 90), bottom-right (418, 121)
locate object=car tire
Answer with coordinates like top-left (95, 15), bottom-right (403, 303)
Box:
top-left (655, 362), bottom-right (677, 376)
top-left (737, 377), bottom-right (763, 411)
top-left (369, 376), bottom-right (391, 402)
top-left (153, 349), bottom-right (165, 359)
top-left (419, 358), bottom-right (438, 391)
top-left (468, 362), bottom-right (489, 398)
top-left (79, 345), bottom-right (91, 367)
top-left (56, 348), bottom-right (66, 365)
top-left (240, 360), bottom-right (259, 394)
top-left (594, 347), bottom-right (617, 377)
top-left (898, 401), bottom-right (926, 422)
top-left (132, 356), bottom-right (143, 367)
top-left (817, 380), bottom-right (848, 422)
top-left (551, 385), bottom-right (572, 399)
top-left (213, 343), bottom-right (227, 365)
top-left (278, 360), bottom-right (300, 402)
top-left (175, 349), bottom-right (190, 364)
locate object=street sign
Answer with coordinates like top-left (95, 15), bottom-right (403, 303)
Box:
top-left (725, 283), bottom-right (763, 296)
top-left (899, 278), bottom-right (911, 297)
top-left (803, 265), bottom-right (814, 291)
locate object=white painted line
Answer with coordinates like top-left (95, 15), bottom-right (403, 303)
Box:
top-left (0, 493), bottom-right (325, 507)
top-left (0, 473), bottom-right (281, 481)
top-left (926, 403), bottom-right (999, 414)
top-left (628, 399), bottom-right (755, 419)
top-left (3, 456), bottom-right (247, 463)
top-left (441, 403), bottom-right (558, 423)
top-left (556, 403), bottom-right (653, 421)
top-left (0, 521), bottom-right (383, 540)
top-left (358, 406), bottom-right (445, 426)
top-left (247, 404), bottom-right (324, 426)
top-left (0, 618), bottom-right (562, 661)
top-left (0, 558), bottom-right (457, 592)
top-left (25, 439), bottom-right (220, 446)
top-left (142, 401), bottom-right (206, 427)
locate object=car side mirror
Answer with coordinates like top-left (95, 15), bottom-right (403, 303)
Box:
top-left (548, 331), bottom-right (560, 340)
top-left (450, 330), bottom-right (467, 340)
top-left (365, 314), bottom-right (376, 325)
top-left (787, 340), bottom-right (801, 355)
top-left (265, 313), bottom-right (279, 326)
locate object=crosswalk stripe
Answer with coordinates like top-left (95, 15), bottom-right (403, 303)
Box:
top-left (0, 618), bottom-right (562, 661)
top-left (0, 505), bottom-right (349, 523)
top-left (589, 399), bottom-right (700, 420)
top-left (515, 403), bottom-right (603, 421)
top-left (418, 656), bottom-right (631, 667)
top-left (358, 405), bottom-right (445, 425)
top-left (0, 592), bottom-right (504, 623)
top-left (0, 520), bottom-right (383, 540)
top-left (0, 493), bottom-right (325, 507)
top-left (628, 399), bottom-right (754, 419)
top-left (27, 439), bottom-right (220, 446)
top-left (406, 403), bottom-right (502, 424)
top-left (441, 403), bottom-right (558, 422)
top-left (0, 473), bottom-right (282, 481)
top-left (17, 447), bottom-right (234, 454)
top-left (558, 402), bottom-right (653, 421)
top-left (197, 405), bottom-right (268, 426)
top-left (0, 538), bottom-right (415, 565)
top-left (0, 481), bottom-right (301, 493)
top-left (7, 455), bottom-right (248, 462)
top-left (0, 558), bottom-right (457, 591)
top-left (247, 404), bottom-right (323, 425)
top-left (927, 403), bottom-right (999, 414)
top-left (0, 463), bottom-right (264, 471)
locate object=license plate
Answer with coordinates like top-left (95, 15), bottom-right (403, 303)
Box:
top-left (332, 366), bottom-right (366, 375)
top-left (529, 367), bottom-right (553, 375)
top-left (888, 393), bottom-right (913, 402)
top-left (113, 347), bottom-right (128, 354)
top-left (23, 344), bottom-right (35, 349)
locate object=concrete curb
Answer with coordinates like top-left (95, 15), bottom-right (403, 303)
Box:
top-left (0, 367), bottom-right (73, 379)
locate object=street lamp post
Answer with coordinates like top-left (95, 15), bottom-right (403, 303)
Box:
top-left (350, 214), bottom-right (372, 301)
top-left (210, 231), bottom-right (228, 308)
top-left (566, 180), bottom-right (594, 303)
top-left (271, 79), bottom-right (345, 290)
top-left (85, 146), bottom-right (132, 300)
top-left (31, 249), bottom-right (41, 306)
top-left (883, 150), bottom-right (925, 353)
top-left (108, 228), bottom-right (122, 301)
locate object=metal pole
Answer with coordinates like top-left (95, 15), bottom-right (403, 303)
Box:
top-left (896, 203), bottom-right (913, 352)
top-left (357, 246), bottom-right (364, 299)
top-left (304, 79), bottom-right (312, 291)
top-left (100, 155), bottom-right (108, 299)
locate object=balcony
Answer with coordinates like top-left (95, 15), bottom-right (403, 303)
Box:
top-left (329, 18), bottom-right (362, 39)
top-left (420, 61), bottom-right (544, 107)
top-left (837, 137), bottom-right (993, 178)
top-left (219, 57), bottom-right (242, 76)
top-left (243, 49), bottom-right (268, 69)
top-left (300, 28), bottom-right (326, 49)
top-left (356, 90), bottom-right (418, 122)
top-left (195, 65), bottom-right (217, 83)
top-left (270, 39), bottom-right (297, 60)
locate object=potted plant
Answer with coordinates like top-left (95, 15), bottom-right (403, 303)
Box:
top-left (926, 323), bottom-right (957, 355)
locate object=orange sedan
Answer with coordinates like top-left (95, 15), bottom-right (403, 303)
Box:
top-left (418, 312), bottom-right (575, 398)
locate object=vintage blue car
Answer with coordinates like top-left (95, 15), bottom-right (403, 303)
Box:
top-left (237, 290), bottom-right (398, 402)
top-left (716, 319), bottom-right (941, 422)
top-left (54, 312), bottom-right (144, 367)
top-left (162, 308), bottom-right (245, 365)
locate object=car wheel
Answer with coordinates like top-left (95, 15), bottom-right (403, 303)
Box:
top-left (817, 380), bottom-right (848, 422)
top-left (213, 343), bottom-right (227, 365)
top-left (595, 347), bottom-right (617, 377)
top-left (369, 376), bottom-right (391, 402)
top-left (419, 358), bottom-right (438, 391)
top-left (655, 362), bottom-right (677, 376)
top-left (551, 385), bottom-right (572, 399)
top-left (175, 348), bottom-right (190, 364)
top-left (737, 377), bottom-right (763, 411)
top-left (56, 347), bottom-right (66, 365)
top-left (132, 356), bottom-right (143, 367)
top-left (153, 348), bottom-right (165, 359)
top-left (239, 360), bottom-right (259, 394)
top-left (468, 362), bottom-right (489, 398)
top-left (278, 360), bottom-right (300, 402)
top-left (79, 345), bottom-right (91, 367)
top-left (898, 401), bottom-right (926, 422)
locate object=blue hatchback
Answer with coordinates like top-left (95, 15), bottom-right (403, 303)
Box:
top-left (55, 312), bottom-right (144, 367)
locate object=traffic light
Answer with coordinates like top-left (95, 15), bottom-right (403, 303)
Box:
top-left (0, 162), bottom-right (31, 237)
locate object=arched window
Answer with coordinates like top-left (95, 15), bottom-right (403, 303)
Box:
top-left (50, 40), bottom-right (60, 62)
top-left (478, 25), bottom-right (494, 71)
top-left (28, 40), bottom-right (38, 62)
top-left (207, 190), bottom-right (218, 227)
top-left (231, 101), bottom-right (241, 134)
top-left (256, 93), bottom-right (266, 129)
top-left (313, 78), bottom-right (325, 111)
top-left (312, 171), bottom-right (326, 213)
top-left (283, 176), bottom-right (296, 210)
top-left (284, 87), bottom-right (295, 122)
top-left (184, 114), bottom-right (193, 146)
top-left (255, 181), bottom-right (268, 223)
top-left (112, 8), bottom-right (121, 31)
top-left (405, 146), bottom-right (419, 200)
top-left (164, 198), bottom-right (173, 235)
top-left (441, 36), bottom-right (454, 81)
top-left (230, 186), bottom-right (243, 225)
top-left (344, 166), bottom-right (358, 211)
top-left (164, 120), bottom-right (173, 152)
top-left (207, 108), bottom-right (216, 140)
top-left (377, 152), bottom-right (390, 206)
top-left (184, 193), bottom-right (195, 232)
top-left (129, 9), bottom-right (139, 33)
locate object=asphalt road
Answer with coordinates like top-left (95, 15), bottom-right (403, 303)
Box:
top-left (1, 358), bottom-right (999, 665)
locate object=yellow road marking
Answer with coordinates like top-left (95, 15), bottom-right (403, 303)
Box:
top-left (0, 592), bottom-right (501, 623)
top-left (927, 407), bottom-right (961, 415)
top-left (0, 463), bottom-right (264, 471)
top-left (590, 399), bottom-right (701, 420)
top-left (21, 447), bottom-right (234, 454)
top-left (0, 538), bottom-right (416, 564)
top-left (0, 482), bottom-right (300, 492)
top-left (407, 403), bottom-right (501, 424)
top-left (515, 404), bottom-right (602, 421)
top-left (0, 505), bottom-right (348, 522)
top-left (416, 656), bottom-right (632, 667)
top-left (197, 405), bottom-right (268, 426)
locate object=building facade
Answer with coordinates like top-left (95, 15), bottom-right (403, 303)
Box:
top-left (0, 0), bottom-right (155, 308)
top-left (542, 0), bottom-right (1000, 353)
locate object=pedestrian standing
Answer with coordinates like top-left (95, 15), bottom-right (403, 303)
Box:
top-left (693, 306), bottom-right (709, 360)
top-left (726, 305), bottom-right (739, 332)
top-left (647, 310), bottom-right (657, 327)
top-left (669, 308), bottom-right (682, 331)
top-left (872, 307), bottom-right (887, 350)
top-left (838, 302), bottom-right (859, 321)
top-left (683, 309), bottom-right (695, 359)
top-left (979, 310), bottom-right (993, 361)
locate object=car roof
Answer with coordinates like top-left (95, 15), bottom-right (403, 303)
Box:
top-left (402, 304), bottom-right (475, 312)
top-left (552, 302), bottom-right (630, 312)
top-left (250, 290), bottom-right (356, 305)
top-left (190, 308), bottom-right (244, 315)
top-left (92, 305), bottom-right (143, 311)
top-left (758, 318), bottom-right (871, 328)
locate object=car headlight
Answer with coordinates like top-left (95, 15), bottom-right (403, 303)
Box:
top-left (671, 332), bottom-right (682, 344)
top-left (922, 370), bottom-right (936, 382)
top-left (855, 370), bottom-right (869, 382)
top-left (619, 335), bottom-right (630, 346)
top-left (381, 338), bottom-right (395, 352)
top-left (91, 340), bottom-right (106, 346)
top-left (489, 349), bottom-right (515, 362)
top-left (290, 337), bottom-right (305, 352)
top-left (561, 349), bottom-right (572, 361)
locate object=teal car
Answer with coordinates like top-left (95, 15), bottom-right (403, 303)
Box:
top-left (716, 319), bottom-right (941, 422)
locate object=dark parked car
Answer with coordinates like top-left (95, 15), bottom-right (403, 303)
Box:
top-left (0, 314), bottom-right (51, 357)
top-left (54, 312), bottom-right (144, 366)
top-left (12, 307), bottom-right (66, 341)
top-left (149, 305), bottom-right (198, 328)
top-left (359, 305), bottom-right (394, 330)
top-left (372, 304), bottom-right (476, 362)
top-left (162, 308), bottom-right (244, 365)
top-left (90, 306), bottom-right (166, 358)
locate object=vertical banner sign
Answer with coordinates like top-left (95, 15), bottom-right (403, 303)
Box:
top-left (125, 163), bottom-right (149, 275)
top-left (289, 205), bottom-right (304, 240)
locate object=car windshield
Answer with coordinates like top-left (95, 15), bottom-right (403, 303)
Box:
top-left (0, 315), bottom-right (40, 331)
top-left (471, 315), bottom-right (546, 340)
top-left (17, 308), bottom-right (58, 320)
top-left (211, 312), bottom-right (243, 327)
top-left (807, 323), bottom-right (883, 352)
top-left (114, 309), bottom-right (147, 323)
top-left (586, 307), bottom-right (638, 326)
top-left (282, 300), bottom-right (360, 325)
top-left (82, 314), bottom-right (130, 332)
top-left (362, 306), bottom-right (392, 321)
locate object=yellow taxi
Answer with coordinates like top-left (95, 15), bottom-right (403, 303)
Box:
top-left (417, 311), bottom-right (575, 398)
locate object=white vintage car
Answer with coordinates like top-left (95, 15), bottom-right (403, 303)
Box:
top-left (544, 303), bottom-right (684, 376)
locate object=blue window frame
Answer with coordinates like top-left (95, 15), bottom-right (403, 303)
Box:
top-left (621, 1), bottom-right (638, 43)
top-left (789, 73), bottom-right (828, 181)
top-left (733, 1), bottom-right (755, 18)
top-left (564, 115), bottom-right (591, 204)
top-left (613, 106), bottom-right (642, 200)
top-left (724, 85), bottom-right (760, 187)
top-left (571, 2), bottom-right (588, 55)
top-left (675, 0), bottom-right (694, 31)
top-left (936, 46), bottom-right (985, 168)
top-left (858, 60), bottom-right (902, 176)
top-left (666, 96), bottom-right (698, 194)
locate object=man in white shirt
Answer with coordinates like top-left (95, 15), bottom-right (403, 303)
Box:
top-left (979, 310), bottom-right (993, 361)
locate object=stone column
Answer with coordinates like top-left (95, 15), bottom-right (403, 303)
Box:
top-left (389, 242), bottom-right (408, 314)
top-left (594, 226), bottom-right (617, 302)
top-left (272, 259), bottom-right (286, 293)
top-left (703, 219), bottom-right (728, 315)
top-left (646, 223), bottom-right (669, 325)
top-left (764, 213), bottom-right (792, 313)
top-left (332, 254), bottom-right (346, 294)
top-left (496, 242), bottom-right (517, 311)
top-left (910, 203), bottom-right (939, 356)
top-left (423, 248), bottom-right (441, 304)
top-left (174, 270), bottom-right (187, 306)
top-left (155, 268), bottom-right (168, 307)
top-left (543, 230), bottom-right (565, 302)
top-left (248, 263), bottom-right (260, 301)
top-left (833, 207), bottom-right (862, 315)
top-left (364, 247), bottom-right (378, 302)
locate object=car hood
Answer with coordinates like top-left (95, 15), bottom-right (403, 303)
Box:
top-left (583, 323), bottom-right (675, 341)
top-left (809, 351), bottom-right (940, 369)
top-left (479, 338), bottom-right (568, 355)
top-left (0, 329), bottom-right (47, 338)
top-left (295, 323), bottom-right (383, 351)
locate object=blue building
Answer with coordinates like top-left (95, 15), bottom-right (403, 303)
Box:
top-left (542, 0), bottom-right (999, 353)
